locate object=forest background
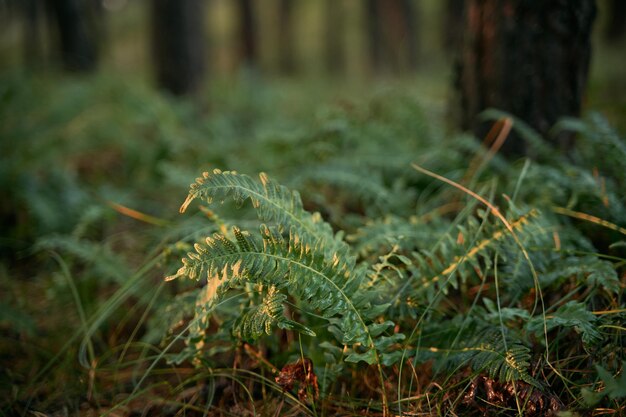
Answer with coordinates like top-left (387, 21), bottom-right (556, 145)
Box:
top-left (1, 1), bottom-right (625, 416)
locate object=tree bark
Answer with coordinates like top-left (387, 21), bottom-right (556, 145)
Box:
top-left (22, 0), bottom-right (45, 69)
top-left (278, 0), bottom-right (296, 75)
top-left (325, 0), bottom-right (345, 75)
top-left (367, 0), bottom-right (418, 75)
top-left (443, 0), bottom-right (465, 54)
top-left (605, 0), bottom-right (626, 42)
top-left (46, 0), bottom-right (100, 72)
top-left (151, 0), bottom-right (206, 96)
top-left (457, 0), bottom-right (597, 157)
top-left (239, 0), bottom-right (257, 69)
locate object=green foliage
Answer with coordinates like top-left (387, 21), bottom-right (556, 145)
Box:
top-left (2, 73), bottom-right (624, 416)
top-left (167, 170), bottom-right (394, 365)
top-left (528, 301), bottom-right (602, 346)
top-left (582, 361), bottom-right (626, 406)
top-left (158, 103), bottom-right (625, 414)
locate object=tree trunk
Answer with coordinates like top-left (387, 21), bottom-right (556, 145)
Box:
top-left (367, 0), bottom-right (418, 75)
top-left (325, 0), bottom-right (345, 75)
top-left (443, 0), bottom-right (465, 54)
top-left (22, 0), bottom-right (45, 69)
top-left (366, 0), bottom-right (384, 73)
top-left (278, 0), bottom-right (296, 75)
top-left (239, 0), bottom-right (257, 69)
top-left (605, 0), bottom-right (626, 42)
top-left (151, 0), bottom-right (206, 96)
top-left (46, 0), bottom-right (100, 72)
top-left (457, 0), bottom-right (596, 157)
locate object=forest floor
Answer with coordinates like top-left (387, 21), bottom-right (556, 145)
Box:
top-left (1, 70), bottom-right (625, 416)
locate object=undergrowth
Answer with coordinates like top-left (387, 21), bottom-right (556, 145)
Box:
top-left (0, 72), bottom-right (624, 416)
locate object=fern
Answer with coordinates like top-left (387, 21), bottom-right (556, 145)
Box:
top-left (178, 169), bottom-right (344, 256)
top-left (414, 318), bottom-right (537, 386)
top-left (292, 163), bottom-right (415, 216)
top-left (405, 209), bottom-right (538, 302)
top-left (232, 285), bottom-right (310, 341)
top-left (541, 255), bottom-right (620, 295)
top-left (526, 301), bottom-right (602, 347)
top-left (462, 332), bottom-right (535, 385)
top-left (168, 171), bottom-right (394, 364)
top-left (348, 214), bottom-right (445, 258)
top-left (36, 235), bottom-right (131, 285)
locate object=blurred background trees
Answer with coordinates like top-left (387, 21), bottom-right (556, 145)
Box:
top-left (0, 0), bottom-right (623, 139)
top-left (47, 0), bottom-right (102, 72)
top-left (150, 0), bottom-right (206, 95)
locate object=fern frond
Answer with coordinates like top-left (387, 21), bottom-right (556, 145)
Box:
top-left (407, 210), bottom-right (538, 301)
top-left (293, 165), bottom-right (406, 213)
top-left (541, 255), bottom-right (620, 295)
top-left (415, 320), bottom-right (537, 385)
top-left (348, 215), bottom-right (443, 258)
top-left (36, 235), bottom-right (131, 285)
top-left (167, 224), bottom-right (384, 353)
top-left (526, 301), bottom-right (602, 346)
top-left (179, 169), bottom-right (343, 256)
top-left (233, 285), bottom-right (315, 341)
top-left (462, 333), bottom-right (535, 384)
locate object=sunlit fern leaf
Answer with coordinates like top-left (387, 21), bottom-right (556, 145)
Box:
top-left (414, 319), bottom-right (537, 386)
top-left (233, 285), bottom-right (315, 341)
top-left (430, 327), bottom-right (538, 386)
top-left (406, 210), bottom-right (538, 302)
top-left (167, 224), bottom-right (385, 351)
top-left (466, 334), bottom-right (535, 385)
top-left (178, 169), bottom-right (346, 258)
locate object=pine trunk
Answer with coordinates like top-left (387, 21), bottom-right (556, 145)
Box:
top-left (239, 0), bottom-right (257, 69)
top-left (151, 0), bottom-right (206, 96)
top-left (46, 0), bottom-right (99, 72)
top-left (457, 0), bottom-right (596, 156)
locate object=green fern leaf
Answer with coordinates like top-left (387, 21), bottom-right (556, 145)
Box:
top-left (527, 301), bottom-right (602, 346)
top-left (453, 331), bottom-right (537, 385)
top-left (233, 285), bottom-right (315, 341)
top-left (167, 224), bottom-right (382, 350)
top-left (179, 169), bottom-right (345, 257)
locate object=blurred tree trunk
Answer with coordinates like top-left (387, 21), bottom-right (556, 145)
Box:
top-left (46, 0), bottom-right (100, 72)
top-left (278, 0), bottom-right (295, 74)
top-left (443, 0), bottom-right (464, 53)
top-left (22, 0), bottom-right (45, 68)
top-left (151, 0), bottom-right (206, 96)
top-left (239, 0), bottom-right (257, 69)
top-left (605, 0), bottom-right (625, 42)
top-left (366, 0), bottom-right (384, 73)
top-left (367, 0), bottom-right (418, 74)
top-left (325, 0), bottom-right (345, 75)
top-left (457, 0), bottom-right (596, 156)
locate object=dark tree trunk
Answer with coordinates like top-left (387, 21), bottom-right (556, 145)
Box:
top-left (457, 0), bottom-right (596, 157)
top-left (239, 0), bottom-right (257, 69)
top-left (366, 0), bottom-right (384, 73)
top-left (367, 0), bottom-right (418, 75)
top-left (605, 0), bottom-right (626, 42)
top-left (22, 0), bottom-right (45, 68)
top-left (443, 0), bottom-right (465, 53)
top-left (325, 0), bottom-right (345, 75)
top-left (151, 0), bottom-right (206, 96)
top-left (278, 0), bottom-right (295, 75)
top-left (46, 0), bottom-right (100, 72)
